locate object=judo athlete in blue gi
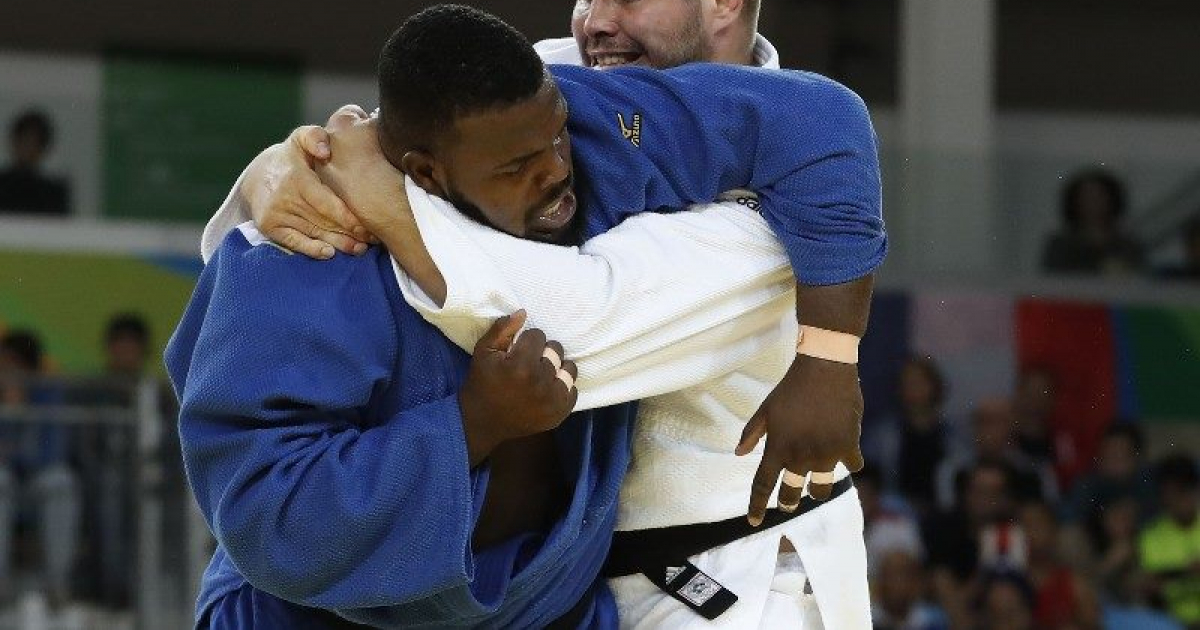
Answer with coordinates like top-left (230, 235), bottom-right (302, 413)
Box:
top-left (166, 5), bottom-right (884, 629)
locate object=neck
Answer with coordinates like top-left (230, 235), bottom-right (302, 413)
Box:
top-left (709, 28), bottom-right (757, 66)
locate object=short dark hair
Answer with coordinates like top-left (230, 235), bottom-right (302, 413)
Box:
top-left (377, 4), bottom-right (546, 153)
top-left (903, 355), bottom-right (947, 407)
top-left (0, 329), bottom-right (44, 371)
top-left (10, 110), bottom-right (53, 149)
top-left (1061, 169), bottom-right (1127, 228)
top-left (105, 313), bottom-right (149, 345)
top-left (1157, 454), bottom-right (1200, 490)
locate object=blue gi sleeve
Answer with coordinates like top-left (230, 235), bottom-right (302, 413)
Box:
top-left (552, 63), bottom-right (887, 286)
top-left (168, 236), bottom-right (488, 611)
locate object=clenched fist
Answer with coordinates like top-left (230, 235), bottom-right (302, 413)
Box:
top-left (459, 311), bottom-right (579, 465)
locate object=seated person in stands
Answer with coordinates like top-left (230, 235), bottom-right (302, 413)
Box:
top-left (0, 330), bottom-right (79, 606)
top-left (1139, 455), bottom-right (1200, 626)
top-left (1041, 169), bottom-right (1143, 275)
top-left (0, 111), bottom-right (70, 216)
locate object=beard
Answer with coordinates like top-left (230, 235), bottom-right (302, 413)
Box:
top-left (581, 1), bottom-right (710, 69)
top-left (444, 179), bottom-right (587, 247)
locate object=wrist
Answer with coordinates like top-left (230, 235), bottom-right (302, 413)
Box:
top-left (458, 389), bottom-right (501, 466)
top-left (796, 325), bottom-right (860, 364)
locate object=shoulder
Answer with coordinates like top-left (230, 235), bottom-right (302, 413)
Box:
top-left (668, 63), bottom-right (865, 103)
top-left (212, 223), bottom-right (389, 293)
top-left (203, 223), bottom-right (398, 355)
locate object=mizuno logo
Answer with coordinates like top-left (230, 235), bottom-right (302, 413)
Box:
top-left (617, 112), bottom-right (642, 147)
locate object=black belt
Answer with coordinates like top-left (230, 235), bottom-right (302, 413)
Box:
top-left (602, 476), bottom-right (854, 620)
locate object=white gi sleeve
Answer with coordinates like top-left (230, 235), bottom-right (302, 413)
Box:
top-left (200, 165), bottom-right (253, 263)
top-left (394, 178), bottom-right (796, 410)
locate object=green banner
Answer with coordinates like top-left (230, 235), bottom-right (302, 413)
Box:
top-left (1123, 306), bottom-right (1200, 421)
top-left (103, 53), bottom-right (301, 222)
top-left (0, 250), bottom-right (199, 374)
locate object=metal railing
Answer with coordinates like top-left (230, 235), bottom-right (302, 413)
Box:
top-left (0, 375), bottom-right (208, 630)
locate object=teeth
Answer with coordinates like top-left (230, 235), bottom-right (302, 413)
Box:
top-left (539, 198), bottom-right (563, 220)
top-left (594, 54), bottom-right (635, 68)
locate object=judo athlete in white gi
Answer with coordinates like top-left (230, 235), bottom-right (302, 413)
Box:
top-left (200, 3), bottom-right (881, 628)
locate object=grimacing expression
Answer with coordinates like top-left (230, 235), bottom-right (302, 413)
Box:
top-left (572, 0), bottom-right (710, 69)
top-left (426, 78), bottom-right (580, 245)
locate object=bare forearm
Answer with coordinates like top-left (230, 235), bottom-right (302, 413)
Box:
top-left (794, 274), bottom-right (874, 336)
top-left (375, 212), bottom-right (448, 307)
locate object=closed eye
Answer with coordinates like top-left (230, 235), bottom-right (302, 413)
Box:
top-left (498, 161), bottom-right (528, 177)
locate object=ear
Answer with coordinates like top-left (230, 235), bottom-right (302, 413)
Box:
top-left (710, 0), bottom-right (746, 31)
top-left (400, 150), bottom-right (446, 198)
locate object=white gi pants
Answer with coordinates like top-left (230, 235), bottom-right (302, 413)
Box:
top-left (608, 487), bottom-right (869, 629)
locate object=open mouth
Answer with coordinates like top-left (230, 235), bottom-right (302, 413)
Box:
top-left (589, 52), bottom-right (643, 69)
top-left (530, 191), bottom-right (577, 233)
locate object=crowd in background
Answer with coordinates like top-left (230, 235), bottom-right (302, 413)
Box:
top-left (0, 314), bottom-right (172, 617)
top-left (861, 357), bottom-right (1198, 630)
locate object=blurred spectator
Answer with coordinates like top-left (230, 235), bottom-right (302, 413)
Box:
top-left (1062, 423), bottom-right (1156, 526)
top-left (102, 312), bottom-right (151, 390)
top-left (871, 549), bottom-right (948, 630)
top-left (1011, 366), bottom-right (1056, 462)
top-left (926, 462), bottom-right (1019, 581)
top-left (977, 570), bottom-right (1036, 630)
top-left (71, 313), bottom-right (153, 608)
top-left (923, 462), bottom-right (1018, 628)
top-left (0, 110), bottom-right (70, 216)
top-left (863, 356), bottom-right (951, 514)
top-left (857, 465), bottom-right (924, 579)
top-left (1157, 216), bottom-right (1200, 281)
top-left (0, 329), bottom-right (79, 606)
top-left (1019, 500), bottom-right (1102, 628)
top-left (1041, 169), bottom-right (1144, 275)
top-left (1139, 454), bottom-right (1200, 626)
top-left (935, 399), bottom-right (1058, 512)
top-left (1084, 495), bottom-right (1152, 605)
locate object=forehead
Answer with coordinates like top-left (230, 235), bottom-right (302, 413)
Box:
top-left (446, 78), bottom-right (565, 156)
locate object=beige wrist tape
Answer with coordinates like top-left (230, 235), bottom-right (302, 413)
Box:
top-left (796, 325), bottom-right (860, 364)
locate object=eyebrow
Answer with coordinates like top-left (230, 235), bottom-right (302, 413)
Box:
top-left (496, 149), bottom-right (541, 171)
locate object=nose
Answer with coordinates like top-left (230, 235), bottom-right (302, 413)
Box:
top-left (581, 0), bottom-right (619, 39)
top-left (538, 143), bottom-right (570, 190)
